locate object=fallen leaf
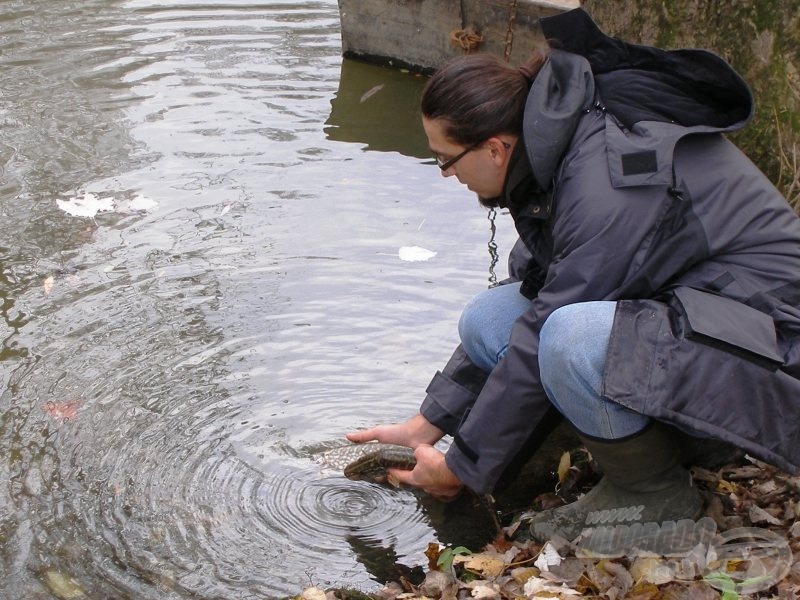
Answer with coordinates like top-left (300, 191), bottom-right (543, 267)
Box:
top-left (44, 399), bottom-right (81, 422)
top-left (465, 582), bottom-right (499, 599)
top-left (509, 566), bottom-right (538, 585)
top-left (534, 542), bottom-right (563, 572)
top-left (301, 588), bottom-right (326, 600)
top-left (659, 580), bottom-right (719, 599)
top-left (419, 570), bottom-right (454, 597)
top-left (690, 466), bottom-right (719, 483)
top-left (629, 557), bottom-right (675, 585)
top-left (754, 479), bottom-right (781, 496)
top-left (374, 582), bottom-right (405, 600)
top-left (360, 84), bottom-right (384, 103)
top-left (557, 451), bottom-right (571, 486)
top-left (625, 581), bottom-right (663, 599)
top-left (43, 275), bottom-right (54, 296)
top-left (398, 246), bottom-right (437, 262)
top-left (790, 521), bottom-right (800, 538)
top-left (723, 465), bottom-right (764, 480)
top-left (56, 193), bottom-right (114, 219)
top-left (453, 553), bottom-right (506, 578)
top-left (43, 570), bottom-right (87, 599)
top-left (749, 504), bottom-right (783, 525)
top-left (129, 195), bottom-right (158, 212)
top-left (601, 560), bottom-right (634, 599)
top-left (716, 479), bottom-right (737, 493)
top-left (425, 543), bottom-right (441, 570)
top-left (523, 575), bottom-right (582, 597)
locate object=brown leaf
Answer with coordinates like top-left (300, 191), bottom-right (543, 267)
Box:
top-left (723, 465), bottom-right (764, 480)
top-left (418, 571), bottom-right (454, 597)
top-left (629, 557), bottom-right (675, 585)
top-left (43, 275), bottom-right (55, 296)
top-left (625, 581), bottom-right (662, 600)
top-left (784, 476), bottom-right (800, 493)
top-left (716, 479), bottom-right (737, 493)
top-left (754, 479), bottom-right (782, 496)
top-left (659, 580), bottom-right (719, 600)
top-left (374, 582), bottom-right (404, 600)
top-left (44, 399), bottom-right (81, 422)
top-left (453, 553), bottom-right (506, 578)
top-left (690, 466), bottom-right (719, 483)
top-left (557, 452), bottom-right (571, 486)
top-left (601, 560), bottom-right (634, 600)
top-left (749, 503), bottom-right (784, 525)
top-left (424, 543), bottom-right (441, 571)
top-left (535, 492), bottom-right (565, 510)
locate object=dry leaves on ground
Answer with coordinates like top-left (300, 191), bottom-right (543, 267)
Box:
top-left (300, 453), bottom-right (800, 600)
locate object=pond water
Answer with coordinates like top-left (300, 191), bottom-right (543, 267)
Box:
top-left (0, 0), bottom-right (525, 597)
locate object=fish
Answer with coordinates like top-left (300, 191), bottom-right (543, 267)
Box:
top-left (318, 443), bottom-right (416, 483)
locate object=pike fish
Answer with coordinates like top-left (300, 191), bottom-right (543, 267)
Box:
top-left (319, 443), bottom-right (416, 483)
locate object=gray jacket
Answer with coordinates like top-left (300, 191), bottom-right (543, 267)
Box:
top-left (420, 8), bottom-right (800, 494)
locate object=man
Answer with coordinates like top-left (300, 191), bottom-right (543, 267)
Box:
top-left (349, 8), bottom-right (800, 541)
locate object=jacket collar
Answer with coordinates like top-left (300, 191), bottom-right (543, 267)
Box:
top-left (499, 138), bottom-right (552, 219)
top-left (522, 50), bottom-right (596, 192)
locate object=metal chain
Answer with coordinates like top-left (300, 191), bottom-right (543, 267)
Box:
top-left (487, 207), bottom-right (499, 288)
top-left (487, 2), bottom-right (516, 286)
top-left (503, 0), bottom-right (518, 63)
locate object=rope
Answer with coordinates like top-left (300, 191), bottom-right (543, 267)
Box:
top-left (449, 27), bottom-right (484, 53)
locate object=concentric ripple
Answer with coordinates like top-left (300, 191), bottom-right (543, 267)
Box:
top-left (260, 465), bottom-right (426, 545)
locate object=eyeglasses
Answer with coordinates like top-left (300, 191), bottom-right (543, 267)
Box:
top-left (435, 141), bottom-right (482, 171)
top-left (434, 140), bottom-right (511, 171)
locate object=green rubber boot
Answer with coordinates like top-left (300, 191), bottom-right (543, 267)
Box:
top-left (529, 423), bottom-right (703, 543)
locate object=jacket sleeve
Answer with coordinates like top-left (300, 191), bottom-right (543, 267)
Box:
top-left (420, 238), bottom-right (533, 434)
top-left (419, 345), bottom-right (489, 435)
top-left (506, 237), bottom-right (532, 282)
top-left (444, 143), bottom-right (685, 493)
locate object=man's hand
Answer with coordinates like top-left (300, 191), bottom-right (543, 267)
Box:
top-left (346, 413), bottom-right (444, 449)
top-left (389, 445), bottom-right (463, 501)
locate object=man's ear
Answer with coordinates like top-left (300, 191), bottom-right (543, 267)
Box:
top-left (486, 137), bottom-right (513, 167)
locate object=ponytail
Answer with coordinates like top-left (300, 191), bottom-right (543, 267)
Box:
top-left (421, 49), bottom-right (549, 144)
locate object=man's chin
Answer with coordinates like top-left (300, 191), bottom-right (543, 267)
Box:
top-left (478, 194), bottom-right (501, 208)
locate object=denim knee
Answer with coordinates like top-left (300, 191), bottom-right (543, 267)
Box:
top-left (538, 302), bottom-right (615, 396)
top-left (538, 302), bottom-right (648, 438)
top-left (458, 282), bottom-right (531, 372)
top-left (458, 289), bottom-right (498, 371)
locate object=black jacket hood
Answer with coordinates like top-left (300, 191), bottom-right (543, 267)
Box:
top-left (523, 7), bottom-right (755, 190)
top-left (540, 8), bottom-right (753, 128)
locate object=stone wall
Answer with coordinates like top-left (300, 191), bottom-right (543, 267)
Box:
top-left (582, 0), bottom-right (800, 208)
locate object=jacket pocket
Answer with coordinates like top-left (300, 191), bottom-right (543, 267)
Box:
top-left (673, 286), bottom-right (784, 371)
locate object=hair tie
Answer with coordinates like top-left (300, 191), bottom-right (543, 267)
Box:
top-left (518, 64), bottom-right (535, 82)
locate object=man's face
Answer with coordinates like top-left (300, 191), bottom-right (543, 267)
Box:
top-left (422, 117), bottom-right (511, 202)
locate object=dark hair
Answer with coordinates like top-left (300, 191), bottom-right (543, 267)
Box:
top-left (420, 49), bottom-right (549, 145)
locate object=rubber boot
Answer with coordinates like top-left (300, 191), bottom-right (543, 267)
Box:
top-left (529, 423), bottom-right (703, 543)
top-left (672, 429), bottom-right (744, 470)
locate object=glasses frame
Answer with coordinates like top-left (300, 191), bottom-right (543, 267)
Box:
top-left (435, 140), bottom-right (511, 172)
top-left (436, 141), bottom-right (483, 171)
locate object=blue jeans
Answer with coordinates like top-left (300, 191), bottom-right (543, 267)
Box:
top-left (458, 282), bottom-right (649, 439)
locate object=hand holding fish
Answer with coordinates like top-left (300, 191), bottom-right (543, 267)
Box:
top-left (388, 444), bottom-right (463, 502)
top-left (346, 413), bottom-right (444, 448)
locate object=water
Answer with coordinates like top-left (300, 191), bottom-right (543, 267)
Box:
top-left (0, 1), bottom-right (522, 597)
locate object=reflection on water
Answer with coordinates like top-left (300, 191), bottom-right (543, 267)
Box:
top-left (0, 0), bottom-right (523, 597)
top-left (325, 59), bottom-right (430, 157)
